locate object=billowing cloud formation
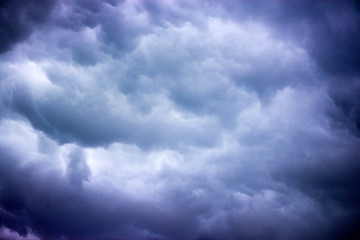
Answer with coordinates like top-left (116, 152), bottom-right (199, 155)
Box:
top-left (0, 0), bottom-right (55, 53)
top-left (1, 0), bottom-right (360, 239)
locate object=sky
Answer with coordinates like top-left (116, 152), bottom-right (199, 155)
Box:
top-left (0, 0), bottom-right (360, 239)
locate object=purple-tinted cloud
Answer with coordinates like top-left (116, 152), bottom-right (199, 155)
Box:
top-left (0, 1), bottom-right (359, 240)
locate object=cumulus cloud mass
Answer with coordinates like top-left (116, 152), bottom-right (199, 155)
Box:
top-left (1, 0), bottom-right (360, 239)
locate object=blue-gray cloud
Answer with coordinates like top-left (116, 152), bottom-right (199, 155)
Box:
top-left (0, 1), bottom-right (360, 240)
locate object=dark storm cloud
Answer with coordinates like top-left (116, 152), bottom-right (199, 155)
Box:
top-left (8, 85), bottom-right (217, 148)
top-left (327, 80), bottom-right (360, 139)
top-left (1, 0), bottom-right (360, 240)
top-left (141, 0), bottom-right (360, 79)
top-left (0, 0), bottom-right (55, 54)
top-left (218, 0), bottom-right (360, 77)
top-left (0, 128), bottom-right (197, 240)
top-left (66, 147), bottom-right (91, 187)
top-left (217, 0), bottom-right (360, 136)
top-left (52, 0), bottom-right (151, 59)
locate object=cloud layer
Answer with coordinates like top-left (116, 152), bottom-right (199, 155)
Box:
top-left (1, 0), bottom-right (360, 239)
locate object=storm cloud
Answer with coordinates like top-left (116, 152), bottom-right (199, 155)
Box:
top-left (1, 0), bottom-right (360, 239)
